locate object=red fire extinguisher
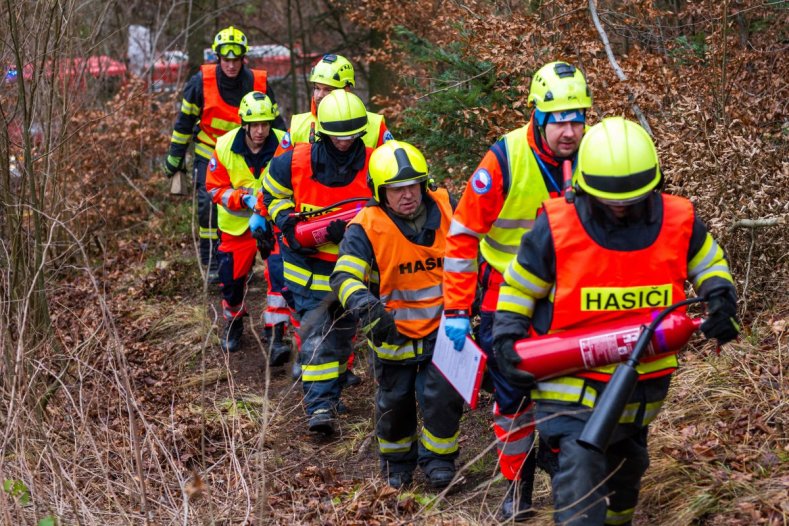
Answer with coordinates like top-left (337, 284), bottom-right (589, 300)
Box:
top-left (291, 197), bottom-right (368, 248)
top-left (514, 311), bottom-right (703, 381)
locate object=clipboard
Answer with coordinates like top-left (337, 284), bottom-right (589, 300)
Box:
top-left (432, 315), bottom-right (487, 409)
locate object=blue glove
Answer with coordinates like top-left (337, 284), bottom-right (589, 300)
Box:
top-left (242, 194), bottom-right (258, 210)
top-left (445, 316), bottom-right (471, 352)
top-left (249, 212), bottom-right (268, 233)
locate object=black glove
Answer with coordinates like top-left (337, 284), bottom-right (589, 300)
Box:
top-left (281, 215), bottom-right (317, 256)
top-left (492, 336), bottom-right (536, 392)
top-left (701, 290), bottom-right (741, 345)
top-left (362, 302), bottom-right (403, 346)
top-left (251, 222), bottom-right (275, 260)
top-left (326, 219), bottom-right (348, 245)
top-left (163, 154), bottom-right (183, 179)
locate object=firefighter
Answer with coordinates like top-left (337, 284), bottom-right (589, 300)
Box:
top-left (279, 53), bottom-right (393, 385)
top-left (163, 26), bottom-right (286, 283)
top-left (493, 117), bottom-right (740, 525)
top-left (442, 61), bottom-right (591, 520)
top-left (330, 141), bottom-right (464, 489)
top-left (204, 91), bottom-right (288, 358)
top-left (261, 90), bottom-right (373, 435)
top-left (286, 53), bottom-right (392, 148)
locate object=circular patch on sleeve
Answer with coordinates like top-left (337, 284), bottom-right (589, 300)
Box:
top-left (470, 168), bottom-right (492, 194)
top-left (280, 132), bottom-right (291, 149)
top-left (208, 157), bottom-right (217, 172)
top-left (382, 130), bottom-right (394, 143)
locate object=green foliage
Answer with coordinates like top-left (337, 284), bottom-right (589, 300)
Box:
top-left (391, 27), bottom-right (521, 183)
top-left (670, 33), bottom-right (707, 65)
top-left (38, 517), bottom-right (57, 526)
top-left (3, 478), bottom-right (31, 506)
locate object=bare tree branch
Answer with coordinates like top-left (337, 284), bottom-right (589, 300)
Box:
top-left (588, 0), bottom-right (653, 136)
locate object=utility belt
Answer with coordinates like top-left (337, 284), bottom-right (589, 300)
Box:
top-left (533, 374), bottom-right (672, 428)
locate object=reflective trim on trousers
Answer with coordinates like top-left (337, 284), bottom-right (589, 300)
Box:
top-left (605, 506), bottom-right (635, 525)
top-left (263, 312), bottom-right (290, 325)
top-left (199, 226), bottom-right (219, 240)
top-left (221, 299), bottom-right (246, 321)
top-left (420, 427), bottom-right (459, 455)
top-left (302, 361), bottom-right (339, 382)
top-left (378, 434), bottom-right (416, 454)
top-left (267, 293), bottom-right (288, 309)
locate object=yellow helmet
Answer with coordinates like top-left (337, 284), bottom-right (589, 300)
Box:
top-left (316, 90), bottom-right (367, 138)
top-left (212, 26), bottom-right (248, 59)
top-left (576, 117), bottom-right (662, 205)
top-left (368, 141), bottom-right (429, 202)
top-left (528, 61), bottom-right (592, 113)
top-left (238, 91), bottom-right (279, 123)
top-left (309, 54), bottom-right (355, 88)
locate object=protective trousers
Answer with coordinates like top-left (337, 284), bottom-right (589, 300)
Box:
top-left (262, 237), bottom-right (290, 328)
top-left (534, 375), bottom-right (672, 524)
top-left (298, 301), bottom-right (355, 415)
top-left (193, 156), bottom-right (219, 270)
top-left (375, 356), bottom-right (463, 476)
top-left (478, 263), bottom-right (537, 480)
top-left (536, 409), bottom-right (650, 526)
top-left (217, 231), bottom-right (256, 318)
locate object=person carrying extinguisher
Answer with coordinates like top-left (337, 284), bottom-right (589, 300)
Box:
top-left (330, 141), bottom-right (463, 489)
top-left (261, 90), bottom-right (373, 435)
top-left (274, 53), bottom-right (394, 385)
top-left (442, 61), bottom-right (592, 520)
top-left (493, 117), bottom-right (740, 525)
top-left (205, 91), bottom-right (287, 356)
top-left (163, 26), bottom-right (286, 284)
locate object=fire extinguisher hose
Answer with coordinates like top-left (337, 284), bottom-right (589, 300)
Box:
top-left (577, 296), bottom-right (705, 453)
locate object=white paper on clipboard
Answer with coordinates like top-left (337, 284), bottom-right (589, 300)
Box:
top-left (432, 315), bottom-right (487, 409)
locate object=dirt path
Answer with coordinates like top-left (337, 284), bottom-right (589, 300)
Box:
top-left (203, 265), bottom-right (555, 524)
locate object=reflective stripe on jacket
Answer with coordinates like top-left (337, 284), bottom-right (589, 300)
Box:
top-left (213, 127), bottom-right (286, 235)
top-left (542, 194), bottom-right (693, 382)
top-left (195, 65), bottom-right (267, 159)
top-left (351, 189), bottom-right (452, 343)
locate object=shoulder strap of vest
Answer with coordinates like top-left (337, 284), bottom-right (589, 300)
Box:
top-left (201, 64), bottom-right (216, 83)
top-left (490, 140), bottom-right (510, 196)
top-left (251, 69), bottom-right (267, 92)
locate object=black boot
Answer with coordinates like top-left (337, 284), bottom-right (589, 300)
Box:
top-left (308, 408), bottom-right (336, 435)
top-left (423, 461), bottom-right (456, 489)
top-left (269, 322), bottom-right (291, 366)
top-left (498, 450), bottom-right (536, 521)
top-left (201, 238), bottom-right (221, 285)
top-left (220, 317), bottom-right (244, 353)
top-left (343, 369), bottom-right (362, 387)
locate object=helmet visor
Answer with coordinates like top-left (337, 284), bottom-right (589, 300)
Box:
top-left (217, 44), bottom-right (244, 58)
top-left (329, 130), bottom-right (366, 141)
top-left (592, 193), bottom-right (651, 207)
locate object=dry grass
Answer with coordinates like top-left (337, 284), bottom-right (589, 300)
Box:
top-left (641, 320), bottom-right (789, 525)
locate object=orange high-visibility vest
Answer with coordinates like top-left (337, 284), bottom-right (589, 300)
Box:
top-left (545, 194), bottom-right (693, 381)
top-left (353, 189), bottom-right (452, 339)
top-left (290, 142), bottom-right (372, 262)
top-left (196, 65), bottom-right (267, 156)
